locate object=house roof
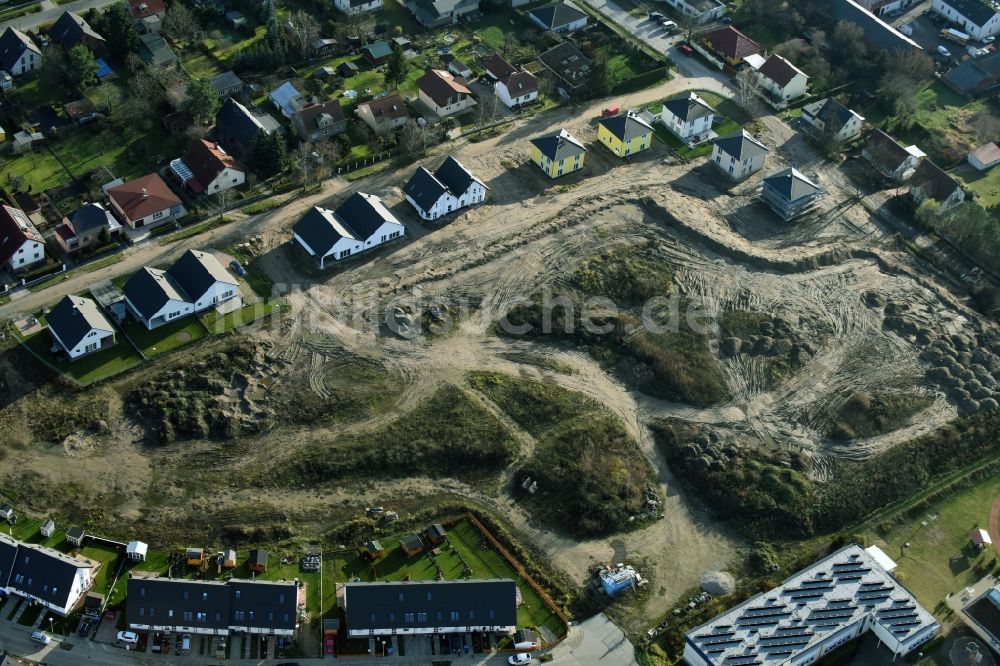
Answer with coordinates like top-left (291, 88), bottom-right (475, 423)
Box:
top-left (108, 173), bottom-right (180, 222)
top-left (167, 249), bottom-right (236, 302)
top-left (360, 93), bottom-right (409, 125)
top-left (830, 0), bottom-right (921, 53)
top-left (126, 576), bottom-right (230, 631)
top-left (427, 524), bottom-right (446, 539)
top-left (127, 0), bottom-right (165, 19)
top-left (215, 98), bottom-right (269, 150)
top-left (138, 33), bottom-right (176, 67)
top-left (337, 61), bottom-right (359, 74)
top-left (538, 42), bottom-right (591, 88)
top-left (183, 139), bottom-right (242, 189)
top-left (865, 129), bottom-right (914, 169)
top-left (598, 111), bottom-right (654, 143)
top-left (364, 40), bottom-right (393, 60)
top-left (531, 128), bottom-right (586, 161)
top-left (0, 27), bottom-right (40, 71)
top-left (65, 98), bottom-right (97, 121)
top-left (229, 580), bottom-right (297, 632)
top-left (662, 92), bottom-right (716, 124)
top-left (0, 534), bottom-right (17, 587)
top-left (126, 541), bottom-right (148, 556)
top-left (294, 192), bottom-right (403, 255)
top-left (503, 71), bottom-right (538, 97)
top-left (763, 167), bottom-right (821, 202)
top-left (343, 580), bottom-right (518, 632)
top-left (66, 526), bottom-right (85, 539)
top-left (713, 129), bottom-right (768, 161)
top-left (296, 100), bottom-right (346, 134)
top-left (702, 26), bottom-right (761, 61)
top-left (444, 55), bottom-right (471, 73)
top-left (971, 142), bottom-right (1000, 166)
top-left (912, 160), bottom-right (961, 202)
top-left (939, 0), bottom-right (998, 26)
top-left (412, 0), bottom-right (479, 23)
top-left (757, 53), bottom-right (807, 87)
top-left (404, 156), bottom-right (486, 212)
top-left (943, 50), bottom-right (1000, 94)
top-left (249, 549), bottom-right (267, 565)
top-left (528, 1), bottom-right (587, 30)
top-left (435, 156), bottom-right (485, 196)
top-left (269, 81), bottom-right (303, 116)
top-left (66, 202), bottom-right (114, 236)
top-left (10, 543), bottom-right (92, 610)
top-left (47, 295), bottom-right (114, 351)
top-left (49, 11), bottom-right (105, 49)
top-left (483, 53), bottom-right (516, 81)
top-left (802, 98), bottom-right (863, 131)
top-left (124, 267), bottom-right (187, 318)
top-left (401, 534), bottom-right (423, 550)
top-left (416, 69), bottom-right (471, 107)
top-left (0, 204), bottom-right (42, 267)
top-left (209, 70), bottom-right (243, 95)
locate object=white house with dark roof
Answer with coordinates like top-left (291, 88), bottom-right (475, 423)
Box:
top-left (761, 167), bottom-right (823, 220)
top-left (0, 204), bottom-right (45, 271)
top-left (663, 0), bottom-right (724, 22)
top-left (334, 0), bottom-right (383, 13)
top-left (755, 53), bottom-right (808, 103)
top-left (293, 192), bottom-right (405, 269)
top-left (0, 27), bottom-right (40, 76)
top-left (166, 249), bottom-right (239, 312)
top-left (931, 0), bottom-right (1000, 40)
top-left (660, 92), bottom-right (716, 142)
top-left (528, 1), bottom-right (588, 32)
top-left (910, 160), bottom-right (966, 213)
top-left (711, 129), bottom-right (768, 180)
top-left (47, 295), bottom-right (116, 359)
top-left (123, 267), bottom-right (194, 329)
top-left (801, 98), bottom-right (865, 144)
top-left (7, 542), bottom-right (96, 616)
top-left (404, 156), bottom-right (489, 221)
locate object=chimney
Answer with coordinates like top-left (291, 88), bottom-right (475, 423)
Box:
top-left (141, 187), bottom-right (149, 199)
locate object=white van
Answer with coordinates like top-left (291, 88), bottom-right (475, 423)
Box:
top-left (181, 633), bottom-right (192, 652)
top-left (30, 630), bottom-right (51, 645)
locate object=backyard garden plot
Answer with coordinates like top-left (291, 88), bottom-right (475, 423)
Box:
top-left (119, 316), bottom-right (208, 358)
top-left (13, 319), bottom-right (143, 386)
top-left (646, 90), bottom-right (748, 158)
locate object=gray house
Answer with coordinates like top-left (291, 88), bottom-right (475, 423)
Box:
top-left (760, 167), bottom-right (823, 221)
top-left (407, 0), bottom-right (480, 28)
top-left (292, 100), bottom-right (347, 142)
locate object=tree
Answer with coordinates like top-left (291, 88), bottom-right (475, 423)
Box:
top-left (400, 120), bottom-right (431, 156)
top-left (285, 10), bottom-right (319, 59)
top-left (972, 110), bottom-right (1000, 143)
top-left (248, 131), bottom-right (287, 177)
top-left (184, 78), bottom-right (220, 125)
top-left (914, 199), bottom-right (941, 228)
top-left (475, 91), bottom-right (500, 131)
top-left (67, 45), bottom-right (99, 88)
top-left (163, 2), bottom-right (202, 43)
top-left (588, 50), bottom-right (609, 96)
top-left (384, 46), bottom-right (406, 89)
top-left (105, 3), bottom-right (140, 60)
top-left (39, 45), bottom-right (66, 86)
top-left (95, 81), bottom-right (122, 113)
top-left (734, 68), bottom-right (762, 120)
top-left (291, 143), bottom-right (320, 188)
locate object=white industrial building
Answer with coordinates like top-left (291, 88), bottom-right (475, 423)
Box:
top-left (683, 545), bottom-right (938, 666)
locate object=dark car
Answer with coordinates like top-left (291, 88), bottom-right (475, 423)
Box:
top-left (77, 619), bottom-right (92, 637)
top-left (229, 260), bottom-right (248, 277)
top-left (722, 16), bottom-right (733, 23)
top-left (648, 11), bottom-right (664, 21)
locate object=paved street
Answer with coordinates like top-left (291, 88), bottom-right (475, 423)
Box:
top-left (0, 0), bottom-right (117, 33)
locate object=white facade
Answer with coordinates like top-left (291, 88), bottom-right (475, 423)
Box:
top-left (333, 0), bottom-right (383, 13)
top-left (9, 564), bottom-right (91, 616)
top-left (801, 102), bottom-right (865, 143)
top-left (529, 12), bottom-right (587, 33)
top-left (204, 166), bottom-right (244, 194)
top-left (406, 181), bottom-right (487, 221)
top-left (495, 79), bottom-right (538, 108)
top-left (52, 326), bottom-right (115, 359)
top-left (662, 0), bottom-right (725, 22)
top-left (6, 237), bottom-right (45, 270)
top-left (189, 280), bottom-right (238, 313)
top-left (295, 220), bottom-right (404, 269)
top-left (5, 38), bottom-right (40, 76)
top-left (932, 0), bottom-right (1000, 39)
top-left (711, 143), bottom-right (766, 180)
top-left (661, 106), bottom-right (714, 140)
top-left (125, 294), bottom-right (193, 330)
top-left (758, 61), bottom-right (809, 102)
top-left (417, 89), bottom-right (475, 117)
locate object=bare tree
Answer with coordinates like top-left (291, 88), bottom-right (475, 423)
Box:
top-left (163, 3), bottom-right (202, 43)
top-left (291, 143), bottom-right (322, 188)
top-left (285, 10), bottom-right (320, 59)
top-left (734, 68), bottom-right (763, 120)
top-left (475, 92), bottom-right (501, 132)
top-left (972, 110), bottom-right (1000, 143)
top-left (95, 81), bottom-right (121, 113)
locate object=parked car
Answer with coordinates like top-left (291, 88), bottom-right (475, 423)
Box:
top-left (722, 16), bottom-right (733, 23)
top-left (117, 631), bottom-right (139, 644)
top-left (325, 635), bottom-right (336, 655)
top-left (984, 35), bottom-right (995, 43)
top-left (661, 19), bottom-right (678, 31)
top-left (509, 654), bottom-right (532, 665)
top-left (678, 43), bottom-right (694, 56)
top-left (229, 260), bottom-right (248, 277)
top-left (648, 11), bottom-right (664, 21)
top-left (30, 630), bottom-right (51, 645)
top-left (78, 619), bottom-right (92, 637)
top-left (937, 45), bottom-right (952, 57)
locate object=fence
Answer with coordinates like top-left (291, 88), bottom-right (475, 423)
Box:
top-left (336, 151), bottom-right (395, 176)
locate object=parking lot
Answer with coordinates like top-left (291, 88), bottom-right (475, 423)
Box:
top-left (894, 10), bottom-right (996, 71)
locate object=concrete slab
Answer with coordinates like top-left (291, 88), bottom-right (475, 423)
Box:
top-left (548, 614), bottom-right (637, 666)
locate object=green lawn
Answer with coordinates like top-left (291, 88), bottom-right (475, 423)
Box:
top-left (17, 327), bottom-right (143, 386)
top-left (5, 516), bottom-right (65, 548)
top-left (647, 89), bottom-right (745, 158)
top-left (866, 473), bottom-right (1000, 611)
top-left (180, 47), bottom-right (225, 81)
top-left (201, 300), bottom-right (285, 333)
top-left (119, 316), bottom-right (207, 357)
top-left (81, 543), bottom-right (125, 604)
top-left (330, 519), bottom-right (566, 640)
top-left (955, 162), bottom-right (1000, 209)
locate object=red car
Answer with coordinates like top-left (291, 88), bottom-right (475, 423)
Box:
top-left (678, 44), bottom-right (694, 56)
top-left (325, 635), bottom-right (336, 655)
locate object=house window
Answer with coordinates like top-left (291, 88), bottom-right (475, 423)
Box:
top-left (183, 611), bottom-right (193, 621)
top-left (370, 613), bottom-right (376, 623)
top-left (139, 608), bottom-right (145, 617)
top-left (235, 611), bottom-right (244, 621)
top-left (85, 342), bottom-right (98, 353)
top-left (202, 593), bottom-right (208, 601)
top-left (450, 611), bottom-right (460, 622)
top-left (196, 612), bottom-right (207, 621)
top-left (417, 612), bottom-right (428, 622)
top-left (404, 612), bottom-right (415, 623)
top-left (388, 612), bottom-right (395, 622)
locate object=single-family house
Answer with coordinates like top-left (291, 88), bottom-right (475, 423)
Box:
top-left (356, 93), bottom-right (410, 132)
top-left (484, 54), bottom-right (538, 108)
top-left (209, 71), bottom-right (243, 98)
top-left (408, 0), bottom-right (480, 28)
top-left (596, 111), bottom-right (654, 158)
top-left (8, 543), bottom-right (95, 616)
top-left (66, 527), bottom-right (86, 547)
top-left (107, 173), bottom-right (183, 229)
top-left (126, 541), bottom-right (148, 561)
top-left (40, 519), bottom-right (55, 537)
top-left (334, 0), bottom-right (383, 14)
top-left (0, 504), bottom-right (13, 522)
top-left (969, 142), bottom-right (1000, 170)
top-left (529, 128), bottom-right (587, 178)
top-left (400, 534), bottom-right (424, 557)
top-left (931, 0), bottom-right (1000, 40)
top-left (225, 10), bottom-right (246, 28)
top-left (137, 33), bottom-right (176, 67)
top-left (55, 202), bottom-right (120, 255)
top-left (660, 92), bottom-right (716, 142)
top-left (337, 60), bottom-right (360, 76)
top-left (538, 42), bottom-right (592, 95)
top-left (214, 98), bottom-right (276, 158)
top-left (173, 139), bottom-right (245, 195)
top-left (46, 295), bottom-right (117, 359)
top-left (0, 27), bottom-right (40, 76)
top-left (362, 40), bottom-right (393, 65)
top-left (248, 549), bottom-right (267, 573)
top-left (126, 0), bottom-right (166, 33)
top-left (167, 249), bottom-right (239, 313)
top-left (483, 53), bottom-right (516, 82)
top-left (528, 1), bottom-right (588, 32)
top-left (123, 267), bottom-right (194, 329)
top-left (126, 576), bottom-right (297, 636)
top-left (800, 98), bottom-right (865, 145)
top-left (292, 100), bottom-right (347, 142)
top-left (293, 192), bottom-right (405, 268)
top-left (701, 26), bottom-right (761, 66)
top-left (221, 549), bottom-right (237, 568)
top-left (910, 160), bottom-right (965, 213)
top-left (404, 155), bottom-right (489, 220)
top-left (416, 68), bottom-right (475, 117)
top-left (761, 167), bottom-right (823, 221)
top-left (663, 0), bottom-right (725, 22)
top-left (424, 524), bottom-right (447, 546)
top-left (49, 11), bottom-right (106, 53)
top-left (312, 37), bottom-right (343, 57)
top-left (269, 81), bottom-right (303, 119)
top-left (711, 129), bottom-right (768, 180)
top-left (444, 55), bottom-right (472, 78)
top-left (0, 204), bottom-right (45, 272)
top-left (65, 98), bottom-right (98, 125)
top-left (186, 547), bottom-right (205, 567)
top-left (756, 54), bottom-right (808, 103)
top-left (863, 129), bottom-right (925, 182)
top-left (365, 540), bottom-right (384, 560)
top-left (342, 579), bottom-right (517, 637)
top-left (943, 50), bottom-right (1000, 96)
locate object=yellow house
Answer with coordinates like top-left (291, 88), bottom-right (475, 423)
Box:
top-left (529, 128), bottom-right (587, 178)
top-left (597, 111), bottom-right (654, 158)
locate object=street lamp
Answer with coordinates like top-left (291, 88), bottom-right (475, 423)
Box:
top-left (381, 639), bottom-right (386, 656)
